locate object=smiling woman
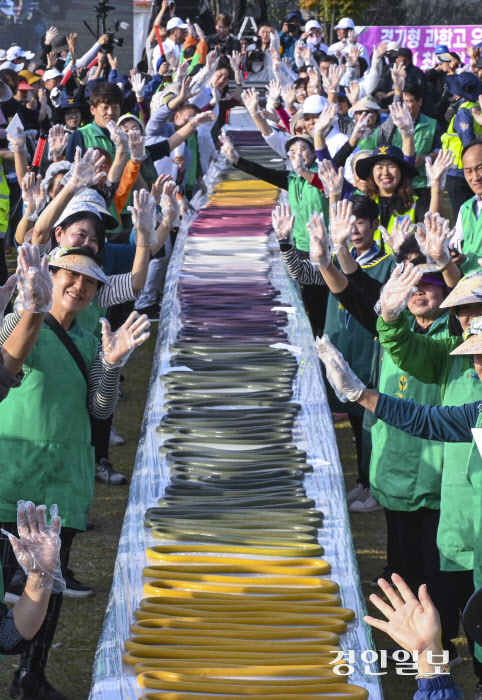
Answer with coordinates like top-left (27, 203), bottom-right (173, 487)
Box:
top-left (0, 246), bottom-right (150, 699)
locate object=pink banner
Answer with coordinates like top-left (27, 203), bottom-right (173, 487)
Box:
top-left (359, 25), bottom-right (482, 69)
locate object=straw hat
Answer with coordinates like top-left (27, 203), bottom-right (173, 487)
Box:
top-left (450, 316), bottom-right (482, 355)
top-left (440, 270), bottom-right (482, 310)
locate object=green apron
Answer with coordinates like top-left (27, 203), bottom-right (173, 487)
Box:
top-left (439, 356), bottom-right (480, 571)
top-left (0, 321), bottom-right (98, 530)
top-left (287, 166), bottom-right (329, 253)
top-left (370, 312), bottom-right (450, 511)
top-left (77, 296), bottom-right (106, 339)
top-left (468, 409), bottom-right (482, 662)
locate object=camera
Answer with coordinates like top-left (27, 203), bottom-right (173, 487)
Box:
top-left (287, 23), bottom-right (297, 33)
top-left (83, 0), bottom-right (128, 55)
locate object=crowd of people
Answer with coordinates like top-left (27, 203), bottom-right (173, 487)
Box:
top-left (0, 2), bottom-right (482, 699)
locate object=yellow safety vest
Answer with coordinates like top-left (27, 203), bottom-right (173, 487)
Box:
top-left (372, 197), bottom-right (418, 255)
top-left (441, 101), bottom-right (482, 169)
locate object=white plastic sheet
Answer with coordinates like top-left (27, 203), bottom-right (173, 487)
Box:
top-left (89, 157), bottom-right (383, 700)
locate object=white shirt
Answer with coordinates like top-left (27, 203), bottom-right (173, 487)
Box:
top-left (152, 36), bottom-right (181, 70)
top-left (328, 40), bottom-right (370, 64)
top-left (452, 195), bottom-right (482, 249)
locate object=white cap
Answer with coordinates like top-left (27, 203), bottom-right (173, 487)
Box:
top-left (305, 20), bottom-right (321, 32)
top-left (386, 41), bottom-right (400, 53)
top-left (0, 60), bottom-right (22, 72)
top-left (302, 94), bottom-right (329, 115)
top-left (334, 17), bottom-right (355, 30)
top-left (6, 46), bottom-right (34, 61)
top-left (166, 17), bottom-right (188, 31)
top-left (43, 68), bottom-right (62, 81)
top-left (0, 50), bottom-right (6, 61)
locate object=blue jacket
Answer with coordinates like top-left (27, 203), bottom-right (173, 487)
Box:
top-left (414, 674), bottom-right (463, 699)
top-left (375, 393), bottom-right (479, 443)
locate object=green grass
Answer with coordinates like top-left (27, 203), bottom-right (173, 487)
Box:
top-left (0, 329), bottom-right (476, 699)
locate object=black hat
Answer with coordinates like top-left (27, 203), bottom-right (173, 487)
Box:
top-left (446, 72), bottom-right (482, 102)
top-left (463, 587), bottom-right (482, 646)
top-left (355, 145), bottom-right (419, 181)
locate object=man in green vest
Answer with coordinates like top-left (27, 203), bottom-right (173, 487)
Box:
top-left (442, 72), bottom-right (482, 219)
top-left (450, 140), bottom-right (482, 275)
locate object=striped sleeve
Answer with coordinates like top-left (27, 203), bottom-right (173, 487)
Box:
top-left (0, 312), bottom-right (21, 347)
top-left (280, 245), bottom-right (325, 286)
top-left (87, 343), bottom-right (120, 419)
top-left (95, 273), bottom-right (140, 308)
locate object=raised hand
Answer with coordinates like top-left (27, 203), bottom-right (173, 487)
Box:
top-left (415, 212), bottom-right (452, 266)
top-left (269, 47), bottom-right (280, 71)
top-left (379, 262), bottom-right (422, 322)
top-left (128, 189), bottom-right (157, 245)
top-left (322, 64), bottom-right (343, 93)
top-left (161, 180), bottom-right (180, 224)
top-left (290, 146), bottom-right (310, 177)
top-left (345, 80), bottom-right (360, 105)
top-left (194, 23), bottom-right (206, 42)
top-left (185, 17), bottom-right (196, 37)
top-left (16, 243), bottom-right (53, 314)
top-left (346, 44), bottom-right (362, 66)
top-left (190, 111), bottom-right (216, 129)
top-left (218, 131), bottom-right (239, 163)
top-left (281, 84), bottom-right (296, 109)
top-left (472, 95), bottom-right (482, 126)
top-left (364, 574), bottom-right (443, 660)
top-left (329, 199), bottom-right (356, 252)
top-left (425, 149), bottom-right (455, 189)
top-left (318, 159), bottom-right (344, 197)
top-left (129, 129), bottom-right (147, 163)
top-left (351, 112), bottom-right (371, 141)
top-left (271, 203), bottom-right (294, 241)
top-left (307, 211), bottom-right (331, 269)
top-left (21, 172), bottom-right (46, 219)
top-left (48, 124), bottom-right (68, 160)
top-left (0, 274), bottom-right (17, 315)
top-left (313, 103), bottom-right (338, 136)
top-left (66, 147), bottom-right (106, 191)
top-left (375, 42), bottom-right (388, 59)
top-left (101, 311), bottom-right (150, 367)
top-left (380, 216), bottom-right (415, 254)
top-left (391, 62), bottom-right (406, 92)
top-left (315, 334), bottom-right (366, 402)
top-left (177, 75), bottom-right (199, 102)
top-left (241, 87), bottom-right (260, 115)
top-left (130, 69), bottom-right (146, 100)
top-left (149, 174), bottom-right (172, 205)
top-left (307, 66), bottom-right (321, 91)
top-left (267, 78), bottom-right (281, 103)
top-left (205, 50), bottom-right (220, 73)
top-left (229, 50), bottom-right (242, 72)
top-left (390, 101), bottom-right (414, 135)
top-left (106, 120), bottom-right (129, 150)
top-left (44, 26), bottom-right (59, 46)
top-left (3, 501), bottom-right (64, 593)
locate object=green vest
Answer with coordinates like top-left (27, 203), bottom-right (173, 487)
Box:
top-left (438, 356), bottom-right (480, 571)
top-left (460, 196), bottom-right (482, 275)
top-left (287, 167), bottom-right (329, 252)
top-left (324, 252), bottom-right (395, 417)
top-left (79, 122), bottom-right (123, 233)
top-left (392, 114), bottom-right (437, 190)
top-left (370, 311), bottom-right (450, 511)
top-left (0, 161), bottom-right (10, 238)
top-left (0, 321), bottom-right (98, 530)
top-left (441, 101), bottom-right (482, 169)
top-left (468, 409), bottom-right (482, 662)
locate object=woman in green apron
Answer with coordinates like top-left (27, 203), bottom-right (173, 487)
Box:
top-left (0, 246), bottom-right (150, 700)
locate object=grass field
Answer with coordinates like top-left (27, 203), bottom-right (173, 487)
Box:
top-left (0, 325), bottom-right (477, 699)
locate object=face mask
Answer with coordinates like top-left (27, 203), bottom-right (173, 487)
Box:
top-left (307, 36), bottom-right (321, 46)
top-left (251, 61), bottom-right (264, 73)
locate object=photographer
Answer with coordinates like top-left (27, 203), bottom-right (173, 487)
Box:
top-left (279, 11), bottom-right (303, 63)
top-left (207, 12), bottom-right (240, 56)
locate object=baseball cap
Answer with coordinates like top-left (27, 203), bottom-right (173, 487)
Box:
top-left (0, 60), bottom-right (22, 72)
top-left (43, 68), bottom-right (62, 81)
top-left (285, 10), bottom-right (303, 22)
top-left (302, 94), bottom-right (328, 115)
top-left (386, 41), bottom-right (400, 53)
top-left (6, 46), bottom-right (34, 61)
top-left (434, 44), bottom-right (449, 54)
top-left (305, 20), bottom-right (322, 32)
top-left (166, 17), bottom-right (188, 31)
top-left (17, 80), bottom-right (35, 91)
top-left (334, 17), bottom-right (355, 30)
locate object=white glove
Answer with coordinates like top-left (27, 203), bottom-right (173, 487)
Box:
top-left (329, 200), bottom-right (356, 253)
top-left (380, 217), bottom-right (415, 254)
top-left (1, 501), bottom-right (64, 594)
top-left (377, 262), bottom-right (423, 322)
top-left (62, 147), bottom-right (106, 191)
top-left (389, 102), bottom-right (414, 135)
top-left (318, 160), bottom-right (343, 197)
top-left (15, 243), bottom-right (53, 314)
top-left (128, 189), bottom-right (157, 246)
top-left (315, 335), bottom-right (366, 402)
top-left (425, 150), bottom-right (455, 190)
top-left (307, 212), bottom-right (331, 270)
top-left (271, 204), bottom-right (294, 242)
top-left (100, 311), bottom-right (150, 368)
top-left (415, 212), bottom-right (452, 267)
top-left (129, 129), bottom-right (147, 163)
top-left (219, 132), bottom-right (239, 163)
